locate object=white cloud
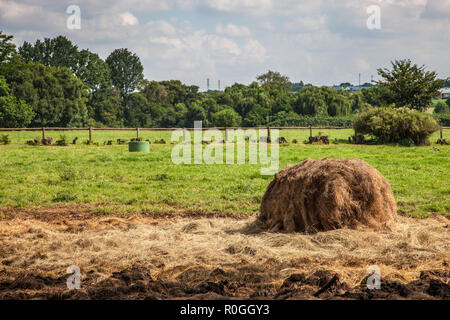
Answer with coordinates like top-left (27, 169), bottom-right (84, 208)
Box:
top-left (284, 15), bottom-right (327, 33)
top-left (215, 24), bottom-right (251, 37)
top-left (0, 0), bottom-right (449, 89)
top-left (117, 12), bottom-right (139, 26)
top-left (199, 0), bottom-right (273, 15)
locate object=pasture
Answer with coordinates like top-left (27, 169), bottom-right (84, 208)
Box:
top-left (0, 129), bottom-right (449, 218)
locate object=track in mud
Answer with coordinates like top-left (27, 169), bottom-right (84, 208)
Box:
top-left (0, 208), bottom-right (449, 300)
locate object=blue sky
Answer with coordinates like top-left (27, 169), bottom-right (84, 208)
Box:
top-left (1, 0), bottom-right (449, 90)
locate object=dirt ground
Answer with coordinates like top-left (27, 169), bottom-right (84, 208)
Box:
top-left (0, 206), bottom-right (449, 300)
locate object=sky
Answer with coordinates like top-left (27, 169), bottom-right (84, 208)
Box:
top-left (1, 0), bottom-right (449, 90)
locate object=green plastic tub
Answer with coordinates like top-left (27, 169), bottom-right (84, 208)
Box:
top-left (128, 141), bottom-right (150, 152)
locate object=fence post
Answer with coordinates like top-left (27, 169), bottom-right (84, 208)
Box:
top-left (309, 126), bottom-right (312, 139)
top-left (183, 128), bottom-right (186, 142)
top-left (225, 127), bottom-right (228, 142)
top-left (137, 127), bottom-right (140, 140)
top-left (42, 127), bottom-right (46, 140)
top-left (267, 126), bottom-right (271, 142)
top-left (89, 126), bottom-right (92, 141)
top-left (441, 126), bottom-right (443, 140)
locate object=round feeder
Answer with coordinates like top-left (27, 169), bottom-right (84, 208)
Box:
top-left (129, 141), bottom-right (150, 152)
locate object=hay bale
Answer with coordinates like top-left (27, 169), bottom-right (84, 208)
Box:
top-left (259, 158), bottom-right (397, 233)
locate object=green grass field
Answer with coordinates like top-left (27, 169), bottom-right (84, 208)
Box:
top-left (0, 129), bottom-right (449, 217)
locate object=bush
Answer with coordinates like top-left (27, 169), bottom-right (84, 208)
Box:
top-left (353, 107), bottom-right (440, 145)
top-left (55, 134), bottom-right (68, 146)
top-left (434, 101), bottom-right (450, 114)
top-left (435, 113), bottom-right (450, 126)
top-left (0, 134), bottom-right (11, 145)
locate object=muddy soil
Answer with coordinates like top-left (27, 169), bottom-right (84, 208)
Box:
top-left (0, 267), bottom-right (449, 300)
top-left (0, 208), bottom-right (448, 300)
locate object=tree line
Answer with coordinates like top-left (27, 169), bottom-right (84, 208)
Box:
top-left (0, 31), bottom-right (448, 128)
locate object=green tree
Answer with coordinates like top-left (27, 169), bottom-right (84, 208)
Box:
top-left (88, 87), bottom-right (124, 127)
top-left (257, 70), bottom-right (292, 91)
top-left (186, 102), bottom-right (207, 127)
top-left (106, 48), bottom-right (144, 99)
top-left (376, 59), bottom-right (442, 111)
top-left (0, 76), bottom-right (34, 127)
top-left (0, 56), bottom-right (88, 127)
top-left (19, 36), bottom-right (79, 71)
top-left (0, 31), bottom-right (16, 64)
top-left (294, 86), bottom-right (327, 116)
top-left (75, 50), bottom-right (111, 90)
top-left (213, 108), bottom-right (242, 127)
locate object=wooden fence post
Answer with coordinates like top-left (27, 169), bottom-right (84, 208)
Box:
top-left (225, 127), bottom-right (228, 142)
top-left (137, 127), bottom-right (140, 140)
top-left (441, 126), bottom-right (443, 140)
top-left (183, 128), bottom-right (186, 142)
top-left (309, 126), bottom-right (312, 139)
top-left (89, 126), bottom-right (92, 141)
top-left (267, 126), bottom-right (271, 142)
top-left (42, 127), bottom-right (46, 140)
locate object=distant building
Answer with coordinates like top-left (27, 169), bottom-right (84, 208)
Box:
top-left (438, 88), bottom-right (450, 99)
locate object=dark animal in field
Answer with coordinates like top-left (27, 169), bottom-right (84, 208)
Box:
top-left (117, 139), bottom-right (126, 145)
top-left (72, 137), bottom-right (78, 144)
top-left (278, 137), bottom-right (288, 144)
top-left (154, 139), bottom-right (166, 144)
top-left (436, 139), bottom-right (449, 145)
top-left (433, 147), bottom-right (441, 152)
top-left (26, 139), bottom-right (39, 146)
top-left (260, 136), bottom-right (271, 143)
top-left (41, 137), bottom-right (53, 145)
top-left (309, 136), bottom-right (329, 144)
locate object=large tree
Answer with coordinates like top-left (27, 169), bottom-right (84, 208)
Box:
top-left (0, 76), bottom-right (34, 127)
top-left (0, 31), bottom-right (16, 64)
top-left (75, 49), bottom-right (111, 90)
top-left (257, 70), bottom-right (292, 91)
top-left (376, 59), bottom-right (442, 111)
top-left (19, 36), bottom-right (79, 71)
top-left (106, 48), bottom-right (144, 99)
top-left (0, 56), bottom-right (88, 127)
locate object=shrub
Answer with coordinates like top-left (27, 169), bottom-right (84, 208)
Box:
top-left (55, 134), bottom-right (68, 146)
top-left (434, 113), bottom-right (450, 126)
top-left (0, 134), bottom-right (11, 145)
top-left (353, 107), bottom-right (440, 146)
top-left (434, 101), bottom-right (450, 114)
